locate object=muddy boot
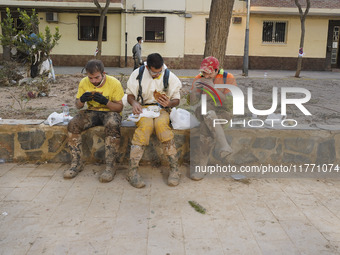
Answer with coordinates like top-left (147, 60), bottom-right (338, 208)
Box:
top-left (127, 145), bottom-right (145, 188)
top-left (163, 139), bottom-right (180, 186)
top-left (99, 136), bottom-right (120, 183)
top-left (64, 133), bottom-right (83, 179)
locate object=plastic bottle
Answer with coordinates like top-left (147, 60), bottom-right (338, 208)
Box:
top-left (62, 104), bottom-right (69, 124)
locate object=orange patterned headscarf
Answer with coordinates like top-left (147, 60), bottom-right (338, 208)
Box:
top-left (199, 56), bottom-right (219, 74)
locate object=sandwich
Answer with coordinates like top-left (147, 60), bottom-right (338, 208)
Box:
top-left (153, 90), bottom-right (168, 101)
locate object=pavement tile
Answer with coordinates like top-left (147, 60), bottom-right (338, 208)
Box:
top-left (149, 189), bottom-right (184, 219)
top-left (27, 236), bottom-right (71, 255)
top-left (3, 186), bottom-right (42, 201)
top-left (0, 187), bottom-right (14, 201)
top-left (237, 199), bottom-right (277, 222)
top-left (86, 187), bottom-right (123, 218)
top-left (319, 197), bottom-right (340, 219)
top-left (264, 191), bottom-right (306, 220)
top-left (15, 176), bottom-right (51, 188)
top-left (247, 220), bottom-right (290, 241)
top-left (147, 218), bottom-right (185, 255)
top-left (184, 238), bottom-right (224, 255)
top-left (257, 239), bottom-right (300, 255)
top-left (280, 219), bottom-right (336, 254)
top-left (182, 216), bottom-right (219, 239)
top-left (112, 190), bottom-right (150, 239)
top-left (215, 218), bottom-right (262, 254)
top-left (0, 217), bottom-right (43, 254)
top-left (301, 206), bottom-right (340, 241)
top-left (2, 163), bottom-right (340, 254)
top-left (107, 237), bottom-right (147, 255)
top-left (67, 239), bottom-right (109, 255)
top-left (0, 166), bottom-right (34, 187)
top-left (0, 201), bottom-right (31, 222)
top-left (0, 163), bottom-right (15, 177)
top-left (27, 163), bottom-right (62, 177)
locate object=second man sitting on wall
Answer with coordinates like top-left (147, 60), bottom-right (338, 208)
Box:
top-left (126, 53), bottom-right (182, 188)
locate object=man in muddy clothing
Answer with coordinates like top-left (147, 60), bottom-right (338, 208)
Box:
top-left (126, 53), bottom-right (182, 188)
top-left (190, 56), bottom-right (237, 180)
top-left (64, 59), bottom-right (124, 182)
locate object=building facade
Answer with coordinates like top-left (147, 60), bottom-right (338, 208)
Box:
top-left (1, 0), bottom-right (340, 70)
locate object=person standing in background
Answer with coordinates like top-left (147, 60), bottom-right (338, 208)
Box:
top-left (132, 36), bottom-right (143, 70)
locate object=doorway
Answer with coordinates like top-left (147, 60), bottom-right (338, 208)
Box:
top-left (326, 20), bottom-right (340, 70)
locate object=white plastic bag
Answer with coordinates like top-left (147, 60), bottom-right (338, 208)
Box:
top-left (126, 105), bottom-right (161, 122)
top-left (47, 112), bottom-right (73, 126)
top-left (170, 108), bottom-right (200, 130)
top-left (47, 112), bottom-right (64, 126)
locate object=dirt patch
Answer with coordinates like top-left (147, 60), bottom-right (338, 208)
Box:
top-left (0, 73), bottom-right (339, 126)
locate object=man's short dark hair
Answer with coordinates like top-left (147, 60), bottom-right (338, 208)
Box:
top-left (147, 53), bottom-right (164, 69)
top-left (85, 59), bottom-right (104, 74)
top-left (137, 36), bottom-right (142, 42)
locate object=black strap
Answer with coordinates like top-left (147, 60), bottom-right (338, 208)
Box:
top-left (223, 71), bottom-right (228, 84)
top-left (163, 68), bottom-right (170, 92)
top-left (136, 66), bottom-right (170, 105)
top-left (136, 65), bottom-right (145, 105)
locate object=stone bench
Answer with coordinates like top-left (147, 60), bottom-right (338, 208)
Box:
top-left (0, 120), bottom-right (339, 165)
top-left (0, 120), bottom-right (190, 165)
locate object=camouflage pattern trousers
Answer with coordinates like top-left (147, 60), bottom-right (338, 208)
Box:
top-left (68, 110), bottom-right (122, 138)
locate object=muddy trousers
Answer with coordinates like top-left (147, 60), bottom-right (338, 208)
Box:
top-left (99, 136), bottom-right (120, 183)
top-left (64, 133), bottom-right (120, 182)
top-left (64, 110), bottom-right (122, 181)
top-left (127, 138), bottom-right (180, 188)
top-left (127, 110), bottom-right (180, 187)
top-left (63, 133), bottom-right (83, 179)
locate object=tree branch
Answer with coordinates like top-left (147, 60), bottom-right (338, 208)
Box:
top-left (104, 0), bottom-right (110, 12)
top-left (294, 0), bottom-right (303, 16)
top-left (304, 0), bottom-right (311, 18)
top-left (93, 0), bottom-right (101, 10)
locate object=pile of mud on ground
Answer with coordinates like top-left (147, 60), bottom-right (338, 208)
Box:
top-left (1, 73), bottom-right (339, 127)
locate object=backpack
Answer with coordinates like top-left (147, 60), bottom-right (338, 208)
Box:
top-left (136, 65), bottom-right (170, 105)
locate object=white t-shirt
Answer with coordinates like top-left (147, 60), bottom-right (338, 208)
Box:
top-left (126, 64), bottom-right (182, 105)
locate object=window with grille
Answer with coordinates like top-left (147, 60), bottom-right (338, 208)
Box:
top-left (78, 16), bottom-right (107, 41)
top-left (1, 11), bottom-right (27, 32)
top-left (262, 21), bottom-right (287, 43)
top-left (144, 17), bottom-right (165, 42)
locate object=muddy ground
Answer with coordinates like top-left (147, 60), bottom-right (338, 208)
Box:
top-left (0, 72), bottom-right (340, 126)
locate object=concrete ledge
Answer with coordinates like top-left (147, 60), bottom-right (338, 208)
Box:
top-left (0, 122), bottom-right (190, 165)
top-left (0, 121), bottom-right (339, 165)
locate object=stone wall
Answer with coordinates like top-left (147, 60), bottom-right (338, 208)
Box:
top-left (0, 123), bottom-right (339, 165)
top-left (0, 123), bottom-right (190, 165)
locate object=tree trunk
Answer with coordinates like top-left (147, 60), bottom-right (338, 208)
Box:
top-left (94, 0), bottom-right (110, 59)
top-left (294, 0), bottom-right (311, 78)
top-left (3, 46), bottom-right (11, 61)
top-left (204, 0), bottom-right (235, 67)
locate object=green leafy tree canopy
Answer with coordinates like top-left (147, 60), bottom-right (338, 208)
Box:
top-left (0, 8), bottom-right (61, 63)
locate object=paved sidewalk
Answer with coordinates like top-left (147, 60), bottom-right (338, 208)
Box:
top-left (1, 163), bottom-right (340, 254)
top-left (53, 66), bottom-right (340, 80)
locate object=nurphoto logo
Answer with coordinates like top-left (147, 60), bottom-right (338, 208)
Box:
top-left (200, 84), bottom-right (312, 128)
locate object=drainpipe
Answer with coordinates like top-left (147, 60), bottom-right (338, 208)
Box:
top-left (242, 0), bottom-right (250, 76)
top-left (125, 2), bottom-right (128, 67)
top-left (125, 32), bottom-right (128, 67)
